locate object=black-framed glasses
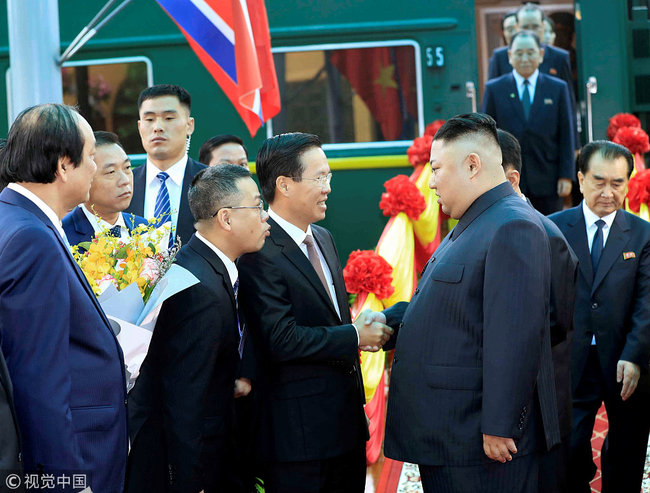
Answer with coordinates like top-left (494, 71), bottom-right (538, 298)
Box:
top-left (298, 172), bottom-right (332, 190)
top-left (212, 201), bottom-right (266, 218)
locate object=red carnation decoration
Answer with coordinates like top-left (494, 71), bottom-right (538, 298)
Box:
top-left (379, 175), bottom-right (426, 220)
top-left (343, 250), bottom-right (395, 299)
top-left (424, 119), bottom-right (446, 137)
top-left (626, 169), bottom-right (650, 213)
top-left (612, 126), bottom-right (650, 155)
top-left (407, 135), bottom-right (433, 166)
top-left (607, 113), bottom-right (641, 140)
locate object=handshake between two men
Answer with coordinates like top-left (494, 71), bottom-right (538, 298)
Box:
top-left (353, 309), bottom-right (395, 352)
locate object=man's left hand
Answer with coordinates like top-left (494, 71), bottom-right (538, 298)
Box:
top-left (234, 378), bottom-right (252, 398)
top-left (617, 360), bottom-right (640, 401)
top-left (483, 434), bottom-right (517, 463)
top-left (557, 178), bottom-right (572, 197)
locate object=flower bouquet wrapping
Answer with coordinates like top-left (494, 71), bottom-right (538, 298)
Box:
top-left (72, 220), bottom-right (199, 391)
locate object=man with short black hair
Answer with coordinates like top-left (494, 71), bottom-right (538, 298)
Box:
top-left (63, 131), bottom-right (147, 248)
top-left (498, 128), bottom-right (578, 492)
top-left (0, 104), bottom-right (127, 493)
top-left (385, 113), bottom-right (558, 493)
top-left (238, 132), bottom-right (394, 492)
top-left (550, 140), bottom-right (650, 493)
top-left (199, 134), bottom-right (249, 168)
top-left (483, 30), bottom-right (575, 214)
top-left (127, 164), bottom-right (269, 493)
top-left (500, 11), bottom-right (518, 46)
top-left (127, 84), bottom-right (207, 245)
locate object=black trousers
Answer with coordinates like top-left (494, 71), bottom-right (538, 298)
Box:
top-left (419, 453), bottom-right (540, 493)
top-left (263, 445), bottom-right (366, 493)
top-left (567, 346), bottom-right (650, 493)
top-left (529, 194), bottom-right (563, 216)
top-left (538, 436), bottom-right (570, 493)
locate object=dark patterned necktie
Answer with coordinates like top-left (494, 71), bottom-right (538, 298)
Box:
top-left (234, 278), bottom-right (244, 357)
top-left (522, 79), bottom-right (531, 119)
top-left (591, 219), bottom-right (606, 271)
top-left (108, 225), bottom-right (121, 238)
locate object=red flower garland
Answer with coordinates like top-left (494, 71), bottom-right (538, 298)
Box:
top-left (343, 250), bottom-right (395, 299)
top-left (406, 135), bottom-right (433, 166)
top-left (424, 119), bottom-right (446, 137)
top-left (379, 175), bottom-right (426, 220)
top-left (612, 126), bottom-right (650, 155)
top-left (607, 113), bottom-right (641, 140)
top-left (626, 169), bottom-right (650, 213)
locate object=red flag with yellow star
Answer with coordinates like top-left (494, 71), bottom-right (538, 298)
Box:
top-left (330, 47), bottom-right (403, 140)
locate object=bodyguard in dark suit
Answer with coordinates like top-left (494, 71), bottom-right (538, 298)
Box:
top-left (238, 132), bottom-right (393, 493)
top-left (63, 131), bottom-right (147, 248)
top-left (385, 114), bottom-right (559, 493)
top-left (0, 104), bottom-right (127, 493)
top-left (483, 31), bottom-right (575, 215)
top-left (498, 129), bottom-right (578, 492)
top-left (126, 165), bottom-right (270, 492)
top-left (125, 84), bottom-right (207, 245)
top-left (549, 141), bottom-right (650, 493)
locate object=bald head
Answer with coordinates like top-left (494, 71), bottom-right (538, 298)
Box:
top-left (428, 113), bottom-right (506, 218)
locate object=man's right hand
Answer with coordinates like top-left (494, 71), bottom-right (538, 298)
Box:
top-left (354, 309), bottom-right (393, 351)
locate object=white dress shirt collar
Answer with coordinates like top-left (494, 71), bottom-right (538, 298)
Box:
top-left (513, 68), bottom-right (539, 102)
top-left (7, 183), bottom-right (67, 240)
top-left (582, 200), bottom-right (617, 250)
top-left (145, 154), bottom-right (188, 187)
top-left (79, 204), bottom-right (129, 240)
top-left (268, 208), bottom-right (314, 247)
top-left (195, 232), bottom-right (238, 288)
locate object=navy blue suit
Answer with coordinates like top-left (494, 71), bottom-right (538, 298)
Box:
top-left (62, 206), bottom-right (148, 248)
top-left (0, 188), bottom-right (128, 493)
top-left (549, 206), bottom-right (650, 492)
top-left (126, 158), bottom-right (206, 246)
top-left (385, 183), bottom-right (559, 491)
top-left (482, 73), bottom-right (575, 213)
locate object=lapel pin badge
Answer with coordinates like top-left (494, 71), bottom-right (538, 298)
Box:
top-left (509, 93), bottom-right (515, 99)
top-left (623, 251), bottom-right (636, 260)
top-left (544, 98), bottom-right (553, 105)
top-left (550, 68), bottom-right (558, 75)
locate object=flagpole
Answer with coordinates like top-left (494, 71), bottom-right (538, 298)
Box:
top-left (59, 0), bottom-right (118, 63)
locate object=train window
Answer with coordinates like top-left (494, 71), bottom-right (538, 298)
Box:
top-left (61, 57), bottom-right (153, 154)
top-left (269, 41), bottom-right (423, 148)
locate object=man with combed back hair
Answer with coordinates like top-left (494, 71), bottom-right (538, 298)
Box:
top-left (0, 104), bottom-right (127, 493)
top-left (385, 113), bottom-right (559, 493)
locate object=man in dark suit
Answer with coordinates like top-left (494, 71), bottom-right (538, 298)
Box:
top-left (238, 132), bottom-right (394, 493)
top-left (199, 134), bottom-right (249, 168)
top-left (384, 114), bottom-right (559, 493)
top-left (549, 141), bottom-right (650, 493)
top-left (498, 129), bottom-right (578, 492)
top-left (126, 164), bottom-right (270, 492)
top-left (0, 347), bottom-right (22, 492)
top-left (0, 104), bottom-right (127, 493)
top-left (126, 84), bottom-right (207, 245)
top-left (483, 31), bottom-right (575, 215)
top-left (63, 131), bottom-right (147, 248)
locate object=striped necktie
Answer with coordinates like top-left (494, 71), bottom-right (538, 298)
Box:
top-left (153, 172), bottom-right (173, 247)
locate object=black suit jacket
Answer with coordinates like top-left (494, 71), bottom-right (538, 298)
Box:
top-left (0, 349), bottom-right (22, 491)
top-left (531, 202), bottom-right (578, 438)
top-left (238, 218), bottom-right (367, 463)
top-left (62, 207), bottom-right (148, 249)
top-left (482, 73), bottom-right (575, 198)
top-left (127, 158), bottom-right (206, 246)
top-left (127, 235), bottom-right (241, 493)
top-left (549, 206), bottom-right (650, 394)
top-left (385, 183), bottom-right (559, 466)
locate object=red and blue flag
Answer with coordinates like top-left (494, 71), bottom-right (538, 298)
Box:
top-left (156, 0), bottom-right (281, 136)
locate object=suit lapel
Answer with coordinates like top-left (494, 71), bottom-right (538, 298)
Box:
top-left (130, 165), bottom-right (146, 217)
top-left (563, 207), bottom-right (593, 285)
top-left (529, 73), bottom-right (546, 117)
top-left (187, 235), bottom-right (236, 313)
top-left (268, 218), bottom-right (341, 320)
top-left (312, 227), bottom-right (348, 323)
top-left (177, 158), bottom-right (199, 243)
top-left (72, 207), bottom-right (95, 238)
top-left (592, 210), bottom-right (630, 294)
top-left (505, 74), bottom-right (527, 123)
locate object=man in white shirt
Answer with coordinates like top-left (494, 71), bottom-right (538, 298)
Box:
top-left (126, 84), bottom-right (207, 246)
top-left (0, 103), bottom-right (127, 493)
top-left (63, 131), bottom-right (148, 248)
top-left (550, 140), bottom-right (650, 493)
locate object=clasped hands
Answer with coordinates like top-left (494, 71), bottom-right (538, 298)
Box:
top-left (354, 309), bottom-right (394, 352)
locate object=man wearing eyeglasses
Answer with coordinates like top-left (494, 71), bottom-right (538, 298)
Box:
top-left (126, 164), bottom-right (270, 493)
top-left (238, 132), bottom-right (395, 492)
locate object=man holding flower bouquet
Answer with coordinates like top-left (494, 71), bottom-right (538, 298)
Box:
top-left (126, 164), bottom-right (270, 493)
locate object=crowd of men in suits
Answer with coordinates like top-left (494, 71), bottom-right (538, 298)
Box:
top-left (0, 41), bottom-right (648, 493)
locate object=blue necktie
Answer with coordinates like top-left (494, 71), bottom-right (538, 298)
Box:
top-left (591, 219), bottom-right (606, 272)
top-left (108, 225), bottom-right (121, 238)
top-left (522, 79), bottom-right (531, 120)
top-left (153, 172), bottom-right (173, 247)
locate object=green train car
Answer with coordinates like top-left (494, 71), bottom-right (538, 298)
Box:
top-left (0, 0), bottom-right (648, 260)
